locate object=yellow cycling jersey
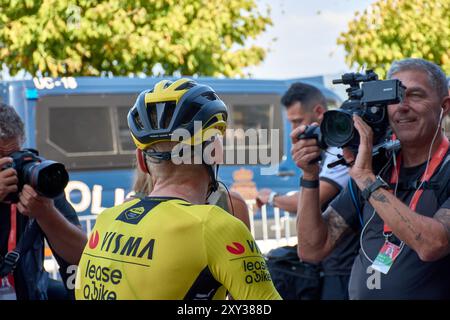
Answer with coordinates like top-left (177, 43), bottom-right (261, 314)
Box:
top-left (75, 196), bottom-right (281, 300)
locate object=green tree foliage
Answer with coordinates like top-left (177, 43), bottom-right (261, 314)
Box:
top-left (0, 0), bottom-right (272, 77)
top-left (338, 0), bottom-right (450, 78)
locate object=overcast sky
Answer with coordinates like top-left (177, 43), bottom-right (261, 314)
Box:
top-left (246, 0), bottom-right (378, 79)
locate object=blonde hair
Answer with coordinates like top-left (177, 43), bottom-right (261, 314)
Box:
top-left (133, 170), bottom-right (152, 197)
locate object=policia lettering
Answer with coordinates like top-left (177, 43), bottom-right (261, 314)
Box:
top-left (83, 260), bottom-right (122, 300)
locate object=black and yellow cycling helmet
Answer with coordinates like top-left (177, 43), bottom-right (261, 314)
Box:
top-left (128, 78), bottom-right (228, 150)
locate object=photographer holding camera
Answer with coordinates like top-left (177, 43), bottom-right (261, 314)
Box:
top-left (257, 83), bottom-right (359, 300)
top-left (293, 58), bottom-right (450, 299)
top-left (0, 104), bottom-right (86, 300)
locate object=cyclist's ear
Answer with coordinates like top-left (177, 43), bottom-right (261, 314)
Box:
top-left (136, 149), bottom-right (149, 174)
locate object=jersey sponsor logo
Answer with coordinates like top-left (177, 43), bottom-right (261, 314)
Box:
top-left (125, 206), bottom-right (145, 219)
top-left (82, 259), bottom-right (122, 300)
top-left (246, 240), bottom-right (261, 254)
top-left (100, 231), bottom-right (155, 260)
top-left (225, 240), bottom-right (270, 285)
top-left (244, 269), bottom-right (272, 284)
top-left (243, 259), bottom-right (268, 272)
top-left (88, 230), bottom-right (100, 249)
top-left (115, 201), bottom-right (159, 225)
top-left (226, 240), bottom-right (261, 256)
top-left (226, 242), bottom-right (245, 255)
top-left (242, 259), bottom-right (272, 284)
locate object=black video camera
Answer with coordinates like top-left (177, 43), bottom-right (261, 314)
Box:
top-left (299, 70), bottom-right (405, 151)
top-left (2, 149), bottom-right (69, 202)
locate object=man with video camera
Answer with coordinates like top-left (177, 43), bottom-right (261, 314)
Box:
top-left (0, 103), bottom-right (86, 300)
top-left (293, 58), bottom-right (450, 299)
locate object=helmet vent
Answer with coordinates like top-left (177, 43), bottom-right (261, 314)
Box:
top-left (201, 92), bottom-right (218, 101)
top-left (148, 103), bottom-right (158, 129)
top-left (133, 111), bottom-right (144, 130)
top-left (175, 81), bottom-right (196, 91)
top-left (181, 102), bottom-right (202, 125)
top-left (147, 101), bottom-right (177, 129)
top-left (204, 116), bottom-right (218, 128)
top-left (160, 101), bottom-right (176, 129)
top-left (163, 81), bottom-right (173, 89)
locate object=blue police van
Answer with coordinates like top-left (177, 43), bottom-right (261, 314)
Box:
top-left (0, 76), bottom-right (341, 218)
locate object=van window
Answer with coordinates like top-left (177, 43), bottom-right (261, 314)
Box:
top-left (49, 107), bottom-right (114, 153)
top-left (221, 94), bottom-right (283, 165)
top-left (232, 104), bottom-right (272, 131)
top-left (116, 106), bottom-right (135, 152)
top-left (228, 104), bottom-right (273, 149)
top-left (36, 94), bottom-right (137, 170)
top-left (36, 93), bottom-right (284, 169)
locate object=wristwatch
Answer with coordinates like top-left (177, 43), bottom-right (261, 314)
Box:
top-left (361, 175), bottom-right (390, 201)
top-left (300, 177), bottom-right (320, 189)
top-left (268, 191), bottom-right (279, 207)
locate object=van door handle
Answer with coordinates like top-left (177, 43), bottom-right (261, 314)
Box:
top-left (277, 170), bottom-right (296, 177)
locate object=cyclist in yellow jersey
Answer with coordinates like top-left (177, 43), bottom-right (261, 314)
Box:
top-left (75, 78), bottom-right (281, 300)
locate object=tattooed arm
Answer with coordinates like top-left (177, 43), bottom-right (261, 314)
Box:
top-left (291, 124), bottom-right (353, 263)
top-left (297, 186), bottom-right (352, 263)
top-left (342, 116), bottom-right (450, 262)
top-left (358, 176), bottom-right (450, 262)
top-left (434, 208), bottom-right (450, 255)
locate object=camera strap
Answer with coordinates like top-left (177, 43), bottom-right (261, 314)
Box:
top-left (384, 136), bottom-right (450, 235)
top-left (0, 206), bottom-right (40, 280)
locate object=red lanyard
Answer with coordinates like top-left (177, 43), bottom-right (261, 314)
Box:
top-left (4, 204), bottom-right (17, 288)
top-left (384, 137), bottom-right (450, 234)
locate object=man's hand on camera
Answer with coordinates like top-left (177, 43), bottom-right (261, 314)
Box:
top-left (17, 184), bottom-right (55, 219)
top-left (290, 124), bottom-right (321, 179)
top-left (342, 115), bottom-right (376, 189)
top-left (0, 157), bottom-right (18, 201)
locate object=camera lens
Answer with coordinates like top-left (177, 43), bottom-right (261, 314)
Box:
top-left (321, 110), bottom-right (354, 147)
top-left (25, 161), bottom-right (69, 198)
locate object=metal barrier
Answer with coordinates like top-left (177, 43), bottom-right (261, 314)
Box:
top-left (45, 202), bottom-right (297, 279)
top-left (246, 200), bottom-right (297, 253)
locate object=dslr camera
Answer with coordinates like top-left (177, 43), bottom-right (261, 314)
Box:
top-left (2, 149), bottom-right (69, 202)
top-left (299, 70), bottom-right (405, 152)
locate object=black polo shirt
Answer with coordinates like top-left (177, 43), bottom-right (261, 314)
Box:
top-left (330, 152), bottom-right (450, 299)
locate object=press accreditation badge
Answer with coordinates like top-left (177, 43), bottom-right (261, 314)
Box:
top-left (371, 241), bottom-right (401, 275)
top-left (0, 277), bottom-right (17, 300)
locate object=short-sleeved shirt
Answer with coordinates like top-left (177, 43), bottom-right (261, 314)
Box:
top-left (330, 151), bottom-right (450, 299)
top-left (319, 147), bottom-right (350, 192)
top-left (317, 147), bottom-right (360, 276)
top-left (75, 197), bottom-right (281, 300)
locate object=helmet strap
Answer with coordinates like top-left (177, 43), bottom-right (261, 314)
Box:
top-left (142, 150), bottom-right (172, 163)
top-left (205, 164), bottom-right (219, 193)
